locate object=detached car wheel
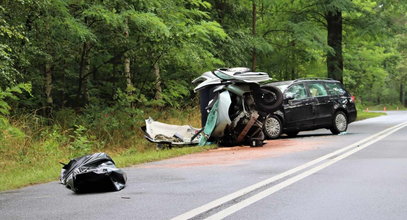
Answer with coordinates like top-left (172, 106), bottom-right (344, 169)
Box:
top-left (264, 115), bottom-right (282, 139)
top-left (254, 86), bottom-right (283, 113)
top-left (330, 111), bottom-right (348, 134)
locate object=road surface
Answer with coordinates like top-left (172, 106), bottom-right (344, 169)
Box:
top-left (1, 111), bottom-right (406, 220)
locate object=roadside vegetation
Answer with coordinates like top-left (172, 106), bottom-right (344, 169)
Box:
top-left (1, 1), bottom-right (406, 191)
top-left (356, 111), bottom-right (387, 121)
top-left (0, 101), bottom-right (392, 191)
top-left (0, 103), bottom-right (215, 191)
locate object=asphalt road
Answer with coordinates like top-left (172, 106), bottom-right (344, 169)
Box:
top-left (1, 111), bottom-right (406, 220)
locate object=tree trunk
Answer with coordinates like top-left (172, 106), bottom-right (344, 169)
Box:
top-left (401, 83), bottom-right (405, 106)
top-left (83, 58), bottom-right (90, 103)
top-left (44, 63), bottom-right (53, 116)
top-left (154, 62), bottom-right (162, 100)
top-left (326, 10), bottom-right (343, 83)
top-left (124, 17), bottom-right (133, 91)
top-left (290, 40), bottom-right (297, 79)
top-left (124, 55), bottom-right (132, 89)
top-left (77, 42), bottom-right (90, 106)
top-left (251, 0), bottom-right (257, 71)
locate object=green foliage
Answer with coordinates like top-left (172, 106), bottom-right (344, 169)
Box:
top-left (1, 0), bottom-right (407, 191)
top-left (0, 83), bottom-right (31, 115)
top-left (68, 125), bottom-right (94, 157)
top-left (160, 80), bottom-right (191, 108)
top-left (0, 117), bottom-right (25, 150)
top-left (0, 0), bottom-right (404, 124)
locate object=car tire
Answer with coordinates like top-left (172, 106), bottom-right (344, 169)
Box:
top-left (264, 115), bottom-right (282, 139)
top-left (330, 111), bottom-right (348, 135)
top-left (254, 86), bottom-right (283, 113)
top-left (286, 131), bottom-right (299, 138)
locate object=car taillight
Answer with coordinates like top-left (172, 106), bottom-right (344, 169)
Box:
top-left (350, 96), bottom-right (355, 103)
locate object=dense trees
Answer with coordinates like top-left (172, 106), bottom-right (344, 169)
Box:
top-left (0, 1), bottom-right (406, 188)
top-left (1, 0), bottom-right (406, 113)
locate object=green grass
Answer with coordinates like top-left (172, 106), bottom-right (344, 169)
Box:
top-left (0, 104), bottom-right (394, 192)
top-left (0, 106), bottom-right (215, 192)
top-left (0, 145), bottom-right (216, 192)
top-left (356, 111), bottom-right (387, 121)
top-left (361, 105), bottom-right (407, 111)
top-left (0, 160), bottom-right (62, 191)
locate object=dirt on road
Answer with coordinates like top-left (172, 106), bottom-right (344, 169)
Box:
top-left (140, 137), bottom-right (328, 168)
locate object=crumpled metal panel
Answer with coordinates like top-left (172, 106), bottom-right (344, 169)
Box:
top-left (142, 118), bottom-right (201, 145)
top-left (211, 90), bottom-right (232, 138)
top-left (60, 153), bottom-right (127, 193)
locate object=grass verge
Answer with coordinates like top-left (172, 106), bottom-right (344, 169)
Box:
top-left (0, 145), bottom-right (215, 192)
top-left (0, 106), bottom-right (215, 192)
top-left (0, 105), bottom-right (393, 192)
top-left (356, 111), bottom-right (387, 121)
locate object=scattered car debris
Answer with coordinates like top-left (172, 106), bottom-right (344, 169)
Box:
top-left (142, 67), bottom-right (283, 148)
top-left (141, 117), bottom-right (202, 149)
top-left (60, 153), bottom-right (127, 193)
top-left (193, 67), bottom-right (282, 147)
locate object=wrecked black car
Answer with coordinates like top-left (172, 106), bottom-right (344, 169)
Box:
top-left (60, 153), bottom-right (127, 193)
top-left (262, 78), bottom-right (357, 139)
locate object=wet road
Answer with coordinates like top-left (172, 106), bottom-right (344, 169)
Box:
top-left (1, 111), bottom-right (406, 220)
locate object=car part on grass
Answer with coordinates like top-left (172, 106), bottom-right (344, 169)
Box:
top-left (60, 153), bottom-right (127, 193)
top-left (194, 67), bottom-right (283, 147)
top-left (141, 117), bottom-right (202, 149)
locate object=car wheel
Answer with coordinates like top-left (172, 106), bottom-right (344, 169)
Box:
top-left (254, 86), bottom-right (283, 113)
top-left (286, 131), bottom-right (299, 138)
top-left (330, 111), bottom-right (348, 135)
top-left (264, 115), bottom-right (282, 139)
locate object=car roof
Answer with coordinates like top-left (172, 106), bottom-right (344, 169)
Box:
top-left (268, 78), bottom-right (341, 86)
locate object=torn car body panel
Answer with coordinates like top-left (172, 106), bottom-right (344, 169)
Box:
top-left (141, 118), bottom-right (201, 146)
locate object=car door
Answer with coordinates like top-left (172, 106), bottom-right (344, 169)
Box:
top-left (283, 83), bottom-right (315, 130)
top-left (305, 81), bottom-right (332, 127)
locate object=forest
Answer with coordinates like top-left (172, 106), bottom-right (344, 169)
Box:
top-left (0, 0), bottom-right (406, 189)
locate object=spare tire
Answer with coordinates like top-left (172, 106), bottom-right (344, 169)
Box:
top-left (253, 85), bottom-right (283, 113)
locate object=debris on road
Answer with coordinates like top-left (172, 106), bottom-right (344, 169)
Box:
top-left (142, 67), bottom-right (283, 148)
top-left (141, 117), bottom-right (202, 149)
top-left (60, 153), bottom-right (127, 193)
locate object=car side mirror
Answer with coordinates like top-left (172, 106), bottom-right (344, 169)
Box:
top-left (284, 94), bottom-right (295, 100)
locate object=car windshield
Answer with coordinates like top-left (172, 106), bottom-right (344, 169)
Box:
top-left (269, 81), bottom-right (292, 92)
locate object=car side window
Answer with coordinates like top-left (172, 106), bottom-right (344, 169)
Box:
top-left (285, 83), bottom-right (308, 100)
top-left (325, 82), bottom-right (346, 96)
top-left (307, 82), bottom-right (328, 97)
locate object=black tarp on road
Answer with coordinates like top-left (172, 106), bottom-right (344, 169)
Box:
top-left (60, 153), bottom-right (127, 193)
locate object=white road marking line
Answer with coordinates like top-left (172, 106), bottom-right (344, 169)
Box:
top-left (171, 122), bottom-right (407, 220)
top-left (206, 122), bottom-right (407, 219)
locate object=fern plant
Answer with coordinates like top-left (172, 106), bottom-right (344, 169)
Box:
top-left (0, 83), bottom-right (31, 147)
top-left (0, 83), bottom-right (31, 116)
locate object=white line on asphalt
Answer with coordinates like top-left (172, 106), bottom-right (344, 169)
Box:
top-left (206, 121), bottom-right (407, 219)
top-left (171, 121), bottom-right (407, 220)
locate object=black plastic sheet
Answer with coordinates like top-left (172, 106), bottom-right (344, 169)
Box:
top-left (60, 153), bottom-right (127, 193)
